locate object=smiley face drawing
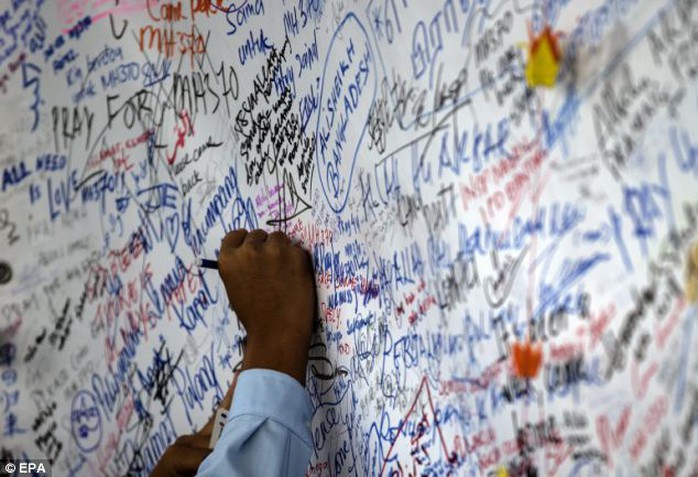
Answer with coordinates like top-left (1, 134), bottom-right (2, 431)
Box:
top-left (70, 390), bottom-right (102, 453)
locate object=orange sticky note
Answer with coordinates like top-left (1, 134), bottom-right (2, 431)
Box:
top-left (512, 339), bottom-right (543, 378)
top-left (525, 25), bottom-right (562, 87)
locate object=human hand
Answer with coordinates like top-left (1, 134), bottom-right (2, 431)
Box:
top-left (218, 229), bottom-right (316, 385)
top-left (149, 384), bottom-right (235, 477)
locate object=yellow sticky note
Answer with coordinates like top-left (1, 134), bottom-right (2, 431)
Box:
top-left (496, 466), bottom-right (510, 477)
top-left (525, 26), bottom-right (562, 88)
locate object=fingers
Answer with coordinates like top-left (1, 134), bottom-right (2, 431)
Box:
top-left (153, 436), bottom-right (213, 477)
top-left (171, 445), bottom-right (213, 474)
top-left (222, 229), bottom-right (295, 248)
top-left (244, 229), bottom-right (268, 244)
top-left (268, 230), bottom-right (291, 246)
top-left (222, 229), bottom-right (248, 249)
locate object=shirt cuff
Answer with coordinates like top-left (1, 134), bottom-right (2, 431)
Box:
top-left (229, 368), bottom-right (313, 447)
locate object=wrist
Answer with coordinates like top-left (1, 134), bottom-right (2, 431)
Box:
top-left (241, 335), bottom-right (310, 385)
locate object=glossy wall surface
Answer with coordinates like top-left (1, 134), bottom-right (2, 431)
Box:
top-left (0, 0), bottom-right (697, 476)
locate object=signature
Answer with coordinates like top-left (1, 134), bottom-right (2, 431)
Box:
top-left (484, 245), bottom-right (529, 308)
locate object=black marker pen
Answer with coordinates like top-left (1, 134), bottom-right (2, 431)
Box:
top-left (196, 258), bottom-right (219, 270)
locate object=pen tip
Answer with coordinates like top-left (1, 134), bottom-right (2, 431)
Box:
top-left (195, 258), bottom-right (203, 267)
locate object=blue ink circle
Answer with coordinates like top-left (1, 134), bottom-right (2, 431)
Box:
top-left (70, 390), bottom-right (102, 453)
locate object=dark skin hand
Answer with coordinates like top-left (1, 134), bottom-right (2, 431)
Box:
top-left (149, 385), bottom-right (235, 477)
top-left (219, 228), bottom-right (316, 384)
top-left (150, 229), bottom-right (316, 476)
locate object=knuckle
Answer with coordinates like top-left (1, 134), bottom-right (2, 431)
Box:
top-left (248, 229), bottom-right (268, 241)
top-left (269, 230), bottom-right (289, 241)
top-left (221, 229), bottom-right (246, 248)
top-left (224, 230), bottom-right (242, 241)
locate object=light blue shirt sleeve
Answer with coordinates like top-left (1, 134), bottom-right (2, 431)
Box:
top-left (196, 369), bottom-right (313, 477)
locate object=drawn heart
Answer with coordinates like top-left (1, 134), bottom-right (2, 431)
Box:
top-left (165, 213), bottom-right (180, 252)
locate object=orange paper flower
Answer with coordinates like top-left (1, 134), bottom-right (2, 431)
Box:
top-left (512, 339), bottom-right (543, 378)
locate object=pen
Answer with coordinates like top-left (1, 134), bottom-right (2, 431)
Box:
top-left (196, 258), bottom-right (219, 270)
